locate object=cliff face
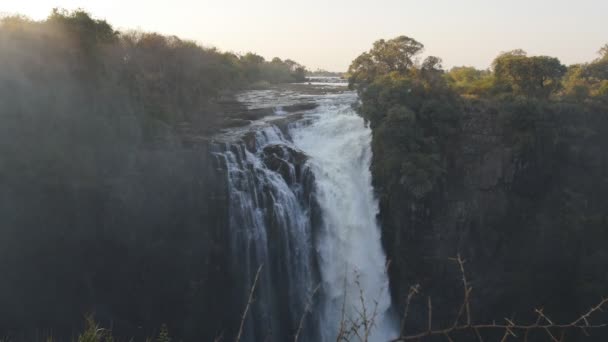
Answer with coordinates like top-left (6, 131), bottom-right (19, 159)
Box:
top-left (0, 129), bottom-right (235, 340)
top-left (0, 81), bottom-right (327, 341)
top-left (377, 100), bottom-right (608, 335)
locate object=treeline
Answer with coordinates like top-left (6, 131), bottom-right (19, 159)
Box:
top-left (1, 8), bottom-right (307, 127)
top-left (0, 8), bottom-right (310, 189)
top-left (349, 36), bottom-right (608, 339)
top-left (307, 68), bottom-right (345, 77)
top-left (348, 35), bottom-right (608, 198)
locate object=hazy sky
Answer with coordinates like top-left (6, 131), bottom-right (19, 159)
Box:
top-left (3, 0), bottom-right (607, 71)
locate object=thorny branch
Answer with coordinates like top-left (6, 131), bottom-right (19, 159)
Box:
top-left (389, 254), bottom-right (608, 341)
top-left (239, 256), bottom-right (607, 342)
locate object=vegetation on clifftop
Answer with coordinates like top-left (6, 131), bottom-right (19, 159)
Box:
top-left (0, 8), bottom-right (310, 198)
top-left (348, 35), bottom-right (608, 199)
top-left (349, 36), bottom-right (608, 339)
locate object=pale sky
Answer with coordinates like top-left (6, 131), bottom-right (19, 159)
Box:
top-left (3, 0), bottom-right (607, 71)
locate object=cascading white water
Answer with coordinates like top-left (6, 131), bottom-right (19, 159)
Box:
top-left (216, 125), bottom-right (318, 341)
top-left (216, 85), bottom-right (397, 341)
top-left (292, 91), bottom-right (398, 341)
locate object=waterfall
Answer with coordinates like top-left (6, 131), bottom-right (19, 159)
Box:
top-left (213, 89), bottom-right (397, 341)
top-left (214, 125), bottom-right (320, 342)
top-left (292, 92), bottom-right (397, 341)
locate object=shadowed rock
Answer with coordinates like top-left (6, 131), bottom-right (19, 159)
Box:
top-left (262, 144), bottom-right (308, 185)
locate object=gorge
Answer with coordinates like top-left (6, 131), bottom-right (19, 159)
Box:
top-left (1, 10), bottom-right (608, 342)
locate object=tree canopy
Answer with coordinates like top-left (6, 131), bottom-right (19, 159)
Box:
top-left (492, 51), bottom-right (566, 98)
top-left (347, 35), bottom-right (424, 88)
top-left (599, 44), bottom-right (608, 60)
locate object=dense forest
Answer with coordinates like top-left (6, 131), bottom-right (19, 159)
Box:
top-left (348, 36), bottom-right (608, 339)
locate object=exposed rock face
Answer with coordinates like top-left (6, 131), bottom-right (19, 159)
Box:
top-left (377, 104), bottom-right (608, 339)
top-left (0, 80), bottom-right (343, 341)
top-left (0, 137), bottom-right (233, 340)
top-left (262, 144), bottom-right (308, 185)
top-left (0, 104), bottom-right (318, 341)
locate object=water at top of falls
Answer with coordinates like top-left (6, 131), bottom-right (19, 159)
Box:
top-left (291, 90), bottom-right (398, 341)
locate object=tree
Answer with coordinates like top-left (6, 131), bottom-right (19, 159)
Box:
top-left (599, 43), bottom-right (608, 60)
top-left (421, 56), bottom-right (442, 71)
top-left (584, 45), bottom-right (608, 80)
top-left (241, 52), bottom-right (265, 65)
top-left (446, 66), bottom-right (494, 96)
top-left (348, 35), bottom-right (424, 88)
top-left (493, 51), bottom-right (566, 98)
top-left (47, 8), bottom-right (118, 46)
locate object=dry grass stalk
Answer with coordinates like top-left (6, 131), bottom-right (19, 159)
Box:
top-left (294, 284), bottom-right (321, 342)
top-left (235, 264), bottom-right (263, 342)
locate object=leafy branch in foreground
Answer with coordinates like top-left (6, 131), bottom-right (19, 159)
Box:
top-left (391, 255), bottom-right (608, 342)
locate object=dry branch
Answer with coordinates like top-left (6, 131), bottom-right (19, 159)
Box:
top-left (294, 284), bottom-right (321, 342)
top-left (389, 256), bottom-right (608, 341)
top-left (235, 264), bottom-right (263, 342)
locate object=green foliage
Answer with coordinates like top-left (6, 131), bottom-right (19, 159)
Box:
top-left (350, 37), bottom-right (459, 198)
top-left (78, 316), bottom-right (114, 342)
top-left (351, 36), bottom-right (608, 202)
top-left (585, 58), bottom-right (608, 80)
top-left (0, 8), bottom-right (308, 133)
top-left (561, 48), bottom-right (608, 103)
top-left (239, 53), bottom-right (307, 83)
top-left (446, 66), bottom-right (495, 97)
top-left (156, 324), bottom-right (171, 342)
top-left (599, 43), bottom-right (608, 60)
top-left (562, 64), bottom-right (591, 101)
top-left (258, 56), bottom-right (307, 83)
top-left (47, 8), bottom-right (118, 45)
top-left (492, 50), bottom-right (566, 98)
top-left (308, 69), bottom-right (344, 77)
top-left (348, 35), bottom-right (424, 88)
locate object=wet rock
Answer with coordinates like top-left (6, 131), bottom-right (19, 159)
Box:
top-left (269, 113), bottom-right (305, 138)
top-left (282, 102), bottom-right (318, 113)
top-left (219, 118), bottom-right (251, 128)
top-left (227, 102), bottom-right (318, 122)
top-left (236, 107), bottom-right (276, 120)
top-left (242, 131), bottom-right (257, 152)
top-left (262, 144), bottom-right (308, 184)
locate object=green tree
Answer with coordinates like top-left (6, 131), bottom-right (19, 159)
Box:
top-left (446, 66), bottom-right (494, 96)
top-left (584, 49), bottom-right (608, 81)
top-left (421, 56), bottom-right (443, 71)
top-left (47, 8), bottom-right (118, 48)
top-left (599, 44), bottom-right (608, 60)
top-left (348, 35), bottom-right (424, 88)
top-left (493, 51), bottom-right (566, 98)
top-left (562, 64), bottom-right (591, 101)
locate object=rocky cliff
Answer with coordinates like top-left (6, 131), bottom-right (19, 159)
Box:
top-left (377, 99), bottom-right (608, 339)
